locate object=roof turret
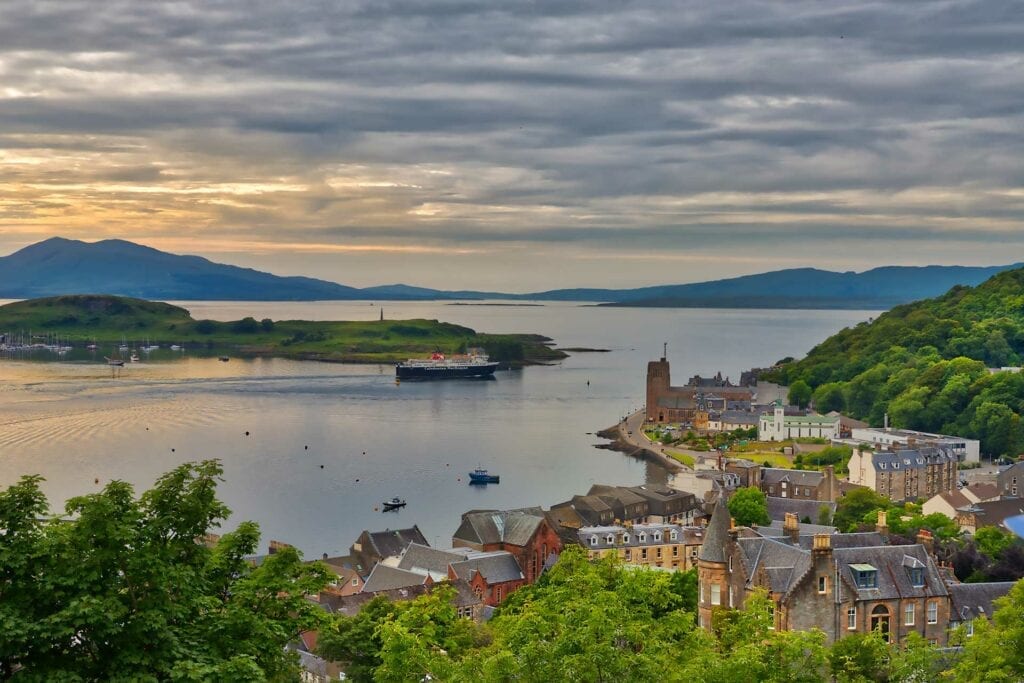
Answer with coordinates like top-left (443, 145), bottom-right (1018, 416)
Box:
top-left (698, 496), bottom-right (731, 564)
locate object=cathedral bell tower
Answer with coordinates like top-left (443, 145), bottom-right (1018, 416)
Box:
top-left (646, 343), bottom-right (671, 423)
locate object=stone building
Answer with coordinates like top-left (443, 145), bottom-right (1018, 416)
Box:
top-left (452, 508), bottom-right (561, 584)
top-left (579, 523), bottom-right (705, 571)
top-left (847, 446), bottom-right (959, 503)
top-left (850, 427), bottom-right (980, 464)
top-left (760, 466), bottom-right (839, 502)
top-left (997, 461), bottom-right (1024, 498)
top-left (646, 356), bottom-right (754, 424)
top-left (697, 500), bottom-right (956, 645)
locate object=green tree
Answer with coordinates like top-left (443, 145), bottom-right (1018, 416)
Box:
top-left (811, 382), bottom-right (846, 413)
top-left (260, 317), bottom-right (274, 331)
top-left (788, 380), bottom-right (812, 409)
top-left (828, 632), bottom-right (889, 683)
top-left (948, 580), bottom-right (1024, 682)
top-left (975, 526), bottom-right (1014, 560)
top-left (0, 461), bottom-right (330, 680)
top-left (834, 488), bottom-right (890, 532)
top-left (728, 487), bottom-right (770, 527)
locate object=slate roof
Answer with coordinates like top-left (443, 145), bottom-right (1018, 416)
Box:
top-left (365, 526), bottom-right (429, 560)
top-left (398, 543), bottom-right (471, 575)
top-left (869, 447), bottom-right (957, 471)
top-left (454, 508), bottom-right (546, 547)
top-left (579, 523), bottom-right (698, 549)
top-left (832, 545), bottom-right (948, 603)
top-left (761, 468), bottom-right (825, 487)
top-left (949, 582), bottom-right (1015, 623)
top-left (360, 564), bottom-right (429, 593)
top-left (965, 482), bottom-right (1001, 502)
top-left (589, 484), bottom-right (648, 507)
top-left (657, 396), bottom-right (697, 410)
top-left (736, 537), bottom-right (811, 596)
top-left (719, 410), bottom-right (759, 425)
top-left (319, 579), bottom-right (481, 617)
top-left (449, 551), bottom-right (525, 584)
top-left (765, 496), bottom-right (836, 523)
top-left (698, 497), bottom-right (731, 563)
top-left (756, 519), bottom-right (837, 538)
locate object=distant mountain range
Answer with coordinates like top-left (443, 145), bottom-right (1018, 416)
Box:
top-left (0, 237), bottom-right (1018, 309)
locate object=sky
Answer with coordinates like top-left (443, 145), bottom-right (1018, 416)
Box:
top-left (1, 1), bottom-right (1023, 290)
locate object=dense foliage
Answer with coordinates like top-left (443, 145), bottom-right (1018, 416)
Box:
top-left (728, 487), bottom-right (771, 527)
top-left (0, 461), bottom-right (330, 681)
top-left (767, 268), bottom-right (1024, 457)
top-left (314, 545), bottom-right (1024, 682)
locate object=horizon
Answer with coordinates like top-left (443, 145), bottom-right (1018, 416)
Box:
top-left (2, 234), bottom-right (1021, 294)
top-left (2, 2), bottom-right (1023, 289)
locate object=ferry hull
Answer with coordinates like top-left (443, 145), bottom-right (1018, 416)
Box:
top-left (396, 362), bottom-right (499, 380)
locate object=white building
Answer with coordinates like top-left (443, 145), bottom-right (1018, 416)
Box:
top-left (758, 404), bottom-right (839, 442)
top-left (850, 427), bottom-right (980, 464)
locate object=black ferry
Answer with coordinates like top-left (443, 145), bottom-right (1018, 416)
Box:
top-left (395, 351), bottom-right (499, 380)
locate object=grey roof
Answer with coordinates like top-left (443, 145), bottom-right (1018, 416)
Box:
top-left (579, 523), bottom-right (695, 549)
top-left (360, 564), bottom-right (428, 593)
top-left (949, 582), bottom-right (1015, 623)
top-left (449, 551), bottom-right (525, 584)
top-left (756, 519), bottom-right (837, 538)
top-left (589, 484), bottom-right (647, 507)
top-left (833, 545), bottom-right (948, 602)
top-left (698, 497), bottom-right (731, 564)
top-left (398, 543), bottom-right (470, 574)
top-left (765, 496), bottom-right (836, 523)
top-left (797, 532), bottom-right (885, 550)
top-left (366, 526), bottom-right (428, 559)
top-left (719, 410), bottom-right (759, 425)
top-left (657, 396), bottom-right (696, 410)
top-left (869, 447), bottom-right (957, 471)
top-left (319, 579), bottom-right (481, 617)
top-left (454, 508), bottom-right (545, 547)
top-left (737, 537), bottom-right (811, 596)
top-left (761, 468), bottom-right (825, 487)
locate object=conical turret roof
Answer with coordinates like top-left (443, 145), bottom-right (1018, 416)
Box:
top-left (698, 495), bottom-right (731, 564)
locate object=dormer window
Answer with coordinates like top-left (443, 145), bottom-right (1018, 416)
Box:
top-left (670, 530), bottom-right (678, 541)
top-left (606, 534), bottom-right (615, 544)
top-left (638, 533), bottom-right (646, 543)
top-left (622, 534), bottom-right (629, 544)
top-left (654, 532), bottom-right (662, 542)
top-left (909, 568), bottom-right (925, 587)
top-left (590, 536), bottom-right (598, 546)
top-left (894, 462), bottom-right (900, 469)
top-left (880, 463), bottom-right (887, 470)
top-left (851, 564), bottom-right (879, 589)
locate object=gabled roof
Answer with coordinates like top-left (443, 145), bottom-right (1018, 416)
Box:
top-left (965, 499), bottom-right (1024, 528)
top-left (589, 484), bottom-right (647, 507)
top-left (366, 526), bottom-right (428, 560)
top-left (929, 489), bottom-right (972, 510)
top-left (949, 582), bottom-right (1015, 623)
top-left (736, 536), bottom-right (811, 597)
top-left (454, 509), bottom-right (545, 547)
top-left (698, 497), bottom-right (731, 564)
top-left (449, 551), bottom-right (524, 584)
top-left (398, 543), bottom-right (471, 575)
top-left (361, 564), bottom-right (429, 593)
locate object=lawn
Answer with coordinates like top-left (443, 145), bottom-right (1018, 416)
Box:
top-left (665, 450), bottom-right (696, 468)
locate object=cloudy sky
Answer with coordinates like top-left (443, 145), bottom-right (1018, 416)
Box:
top-left (2, 1), bottom-right (1023, 290)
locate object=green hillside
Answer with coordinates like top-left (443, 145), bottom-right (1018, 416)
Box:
top-left (767, 268), bottom-right (1024, 457)
top-left (0, 295), bottom-right (565, 364)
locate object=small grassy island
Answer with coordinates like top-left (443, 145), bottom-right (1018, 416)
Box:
top-left (0, 295), bottom-right (567, 365)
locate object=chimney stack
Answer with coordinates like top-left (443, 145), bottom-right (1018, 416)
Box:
top-left (917, 528), bottom-right (934, 555)
top-left (783, 512), bottom-right (800, 543)
top-left (876, 510), bottom-right (889, 538)
top-left (812, 533), bottom-right (832, 553)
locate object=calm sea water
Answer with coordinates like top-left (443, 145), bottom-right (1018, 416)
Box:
top-left (0, 301), bottom-right (874, 557)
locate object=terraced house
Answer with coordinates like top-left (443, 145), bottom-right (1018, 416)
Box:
top-left (579, 523), bottom-right (705, 571)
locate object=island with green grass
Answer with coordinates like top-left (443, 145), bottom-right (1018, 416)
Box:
top-left (0, 295), bottom-right (567, 365)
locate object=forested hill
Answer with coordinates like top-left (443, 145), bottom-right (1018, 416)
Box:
top-left (767, 267), bottom-right (1024, 457)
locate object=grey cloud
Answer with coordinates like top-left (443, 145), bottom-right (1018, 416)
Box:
top-left (1, 0), bottom-right (1023, 288)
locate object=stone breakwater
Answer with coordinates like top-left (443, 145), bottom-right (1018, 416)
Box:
top-left (594, 423), bottom-right (684, 473)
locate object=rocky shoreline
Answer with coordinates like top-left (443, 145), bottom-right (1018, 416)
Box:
top-left (594, 423), bottom-right (685, 472)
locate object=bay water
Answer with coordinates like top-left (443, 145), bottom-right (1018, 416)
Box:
top-left (0, 301), bottom-right (874, 557)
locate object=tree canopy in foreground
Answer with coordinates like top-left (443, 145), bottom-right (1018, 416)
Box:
top-left (0, 460), bottom-right (330, 681)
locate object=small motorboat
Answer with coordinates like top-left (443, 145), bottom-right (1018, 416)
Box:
top-left (218, 356), bottom-right (230, 362)
top-left (105, 356), bottom-right (125, 367)
top-left (468, 468), bottom-right (500, 484)
top-left (382, 497), bottom-right (406, 511)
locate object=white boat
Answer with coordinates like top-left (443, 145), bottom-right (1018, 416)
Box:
top-left (170, 344), bottom-right (182, 351)
top-left (105, 356), bottom-right (125, 367)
